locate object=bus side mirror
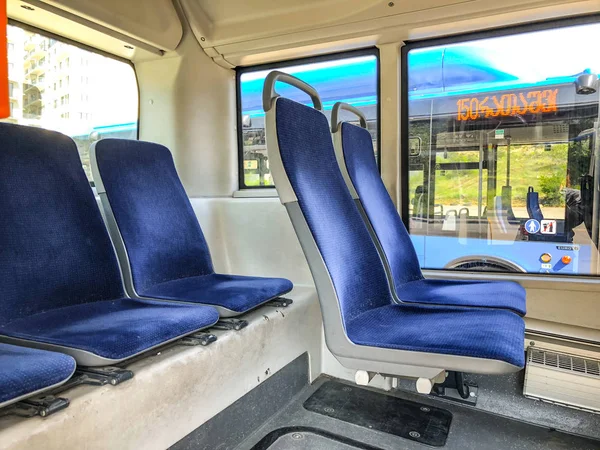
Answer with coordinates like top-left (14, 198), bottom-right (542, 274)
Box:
top-left (575, 73), bottom-right (598, 95)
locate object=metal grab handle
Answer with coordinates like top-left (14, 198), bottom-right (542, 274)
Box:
top-left (262, 70), bottom-right (323, 112)
top-left (331, 102), bottom-right (367, 133)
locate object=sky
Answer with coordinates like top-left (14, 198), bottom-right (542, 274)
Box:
top-left (417, 22), bottom-right (600, 84)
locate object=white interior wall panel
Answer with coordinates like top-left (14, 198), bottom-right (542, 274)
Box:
top-left (38, 0), bottom-right (183, 51)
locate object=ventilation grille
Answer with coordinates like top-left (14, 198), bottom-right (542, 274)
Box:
top-left (528, 349), bottom-right (600, 379)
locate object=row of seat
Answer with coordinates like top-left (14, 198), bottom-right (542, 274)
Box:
top-left (262, 71), bottom-right (527, 382)
top-left (0, 123), bottom-right (292, 410)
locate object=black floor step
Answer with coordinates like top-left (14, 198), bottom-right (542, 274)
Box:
top-left (303, 381), bottom-right (452, 447)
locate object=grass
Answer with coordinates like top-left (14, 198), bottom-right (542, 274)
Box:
top-left (410, 143), bottom-right (570, 208)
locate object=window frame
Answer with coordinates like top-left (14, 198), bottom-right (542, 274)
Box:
top-left (236, 47), bottom-right (381, 190)
top-left (400, 13), bottom-right (600, 280)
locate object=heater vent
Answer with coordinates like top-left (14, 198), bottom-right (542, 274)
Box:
top-left (529, 349), bottom-right (600, 379)
top-left (524, 347), bottom-right (600, 414)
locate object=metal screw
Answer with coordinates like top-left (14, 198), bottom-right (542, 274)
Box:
top-left (291, 433), bottom-right (304, 440)
top-left (324, 407), bottom-right (335, 413)
top-left (409, 431), bottom-right (421, 438)
top-left (420, 406), bottom-right (430, 412)
top-left (201, 37), bottom-right (206, 42)
top-left (388, 1), bottom-right (395, 6)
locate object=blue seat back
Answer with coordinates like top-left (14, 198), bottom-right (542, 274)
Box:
top-left (526, 187), bottom-right (544, 221)
top-left (93, 139), bottom-right (214, 294)
top-left (275, 98), bottom-right (392, 322)
top-left (0, 124), bottom-right (124, 324)
top-left (340, 123), bottom-right (423, 287)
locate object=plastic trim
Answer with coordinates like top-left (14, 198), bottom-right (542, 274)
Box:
top-left (265, 100), bottom-right (298, 204)
top-left (263, 71), bottom-right (322, 112)
top-left (331, 101), bottom-right (367, 133)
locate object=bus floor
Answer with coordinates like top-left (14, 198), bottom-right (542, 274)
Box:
top-left (171, 355), bottom-right (600, 450)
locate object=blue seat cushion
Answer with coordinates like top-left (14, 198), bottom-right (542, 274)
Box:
top-left (0, 299), bottom-right (219, 362)
top-left (0, 344), bottom-right (76, 407)
top-left (347, 304), bottom-right (525, 367)
top-left (396, 279), bottom-right (527, 316)
top-left (139, 274), bottom-right (293, 314)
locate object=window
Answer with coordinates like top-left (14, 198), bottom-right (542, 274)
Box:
top-left (1, 24), bottom-right (139, 181)
top-left (237, 50), bottom-right (379, 188)
top-left (403, 20), bottom-right (600, 277)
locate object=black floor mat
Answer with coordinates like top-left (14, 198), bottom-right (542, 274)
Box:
top-left (251, 427), bottom-right (384, 450)
top-left (303, 381), bottom-right (452, 447)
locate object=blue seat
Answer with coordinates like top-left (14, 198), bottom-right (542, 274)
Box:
top-left (333, 113), bottom-right (526, 316)
top-left (263, 72), bottom-right (525, 376)
top-left (91, 139), bottom-right (293, 317)
top-left (0, 344), bottom-right (76, 409)
top-left (0, 124), bottom-right (219, 366)
top-left (527, 186), bottom-right (544, 221)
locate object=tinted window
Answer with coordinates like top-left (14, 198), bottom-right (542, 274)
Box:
top-left (238, 52), bottom-right (378, 188)
top-left (405, 21), bottom-right (600, 276)
top-left (4, 24), bottom-right (138, 181)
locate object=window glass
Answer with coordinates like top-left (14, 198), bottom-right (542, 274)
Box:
top-left (239, 53), bottom-right (378, 188)
top-left (3, 24), bottom-right (138, 181)
top-left (405, 21), bottom-right (600, 276)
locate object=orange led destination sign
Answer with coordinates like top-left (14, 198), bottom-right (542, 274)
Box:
top-left (456, 89), bottom-right (558, 121)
